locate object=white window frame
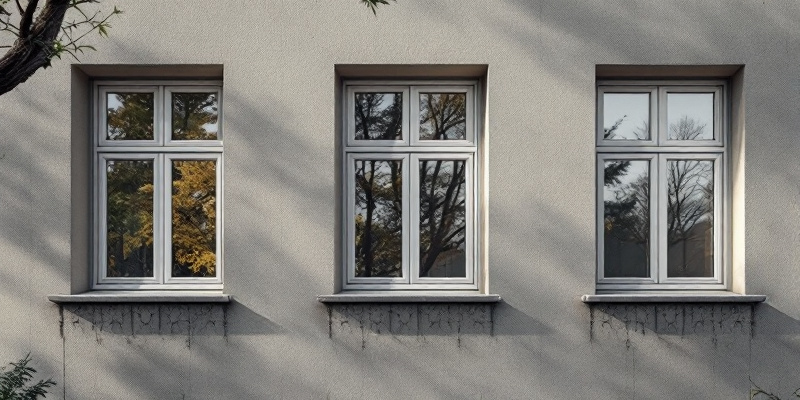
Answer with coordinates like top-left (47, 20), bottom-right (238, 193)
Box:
top-left (98, 85), bottom-right (161, 147)
top-left (346, 153), bottom-right (411, 286)
top-left (93, 81), bottom-right (223, 290)
top-left (596, 80), bottom-right (728, 291)
top-left (659, 86), bottom-right (723, 147)
top-left (596, 153), bottom-right (658, 285)
top-left (410, 85), bottom-right (475, 146)
top-left (164, 86), bottom-right (224, 146)
top-left (343, 80), bottom-right (480, 291)
top-left (346, 85), bottom-right (409, 147)
top-left (596, 86), bottom-right (658, 147)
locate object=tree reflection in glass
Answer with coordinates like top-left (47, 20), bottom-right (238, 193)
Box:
top-left (106, 160), bottom-right (154, 277)
top-left (419, 160), bottom-right (466, 278)
top-left (604, 160), bottom-right (649, 278)
top-left (172, 92), bottom-right (219, 140)
top-left (667, 160), bottom-right (713, 278)
top-left (354, 93), bottom-right (403, 140)
top-left (172, 160), bottom-right (217, 278)
top-left (603, 93), bottom-right (650, 140)
top-left (355, 160), bottom-right (403, 277)
top-left (419, 93), bottom-right (466, 140)
top-left (667, 93), bottom-right (714, 140)
top-left (107, 93), bottom-right (155, 140)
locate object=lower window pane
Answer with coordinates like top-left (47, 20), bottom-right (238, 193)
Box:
top-left (603, 160), bottom-right (650, 278)
top-left (106, 159), bottom-right (154, 278)
top-left (667, 160), bottom-right (714, 278)
top-left (354, 160), bottom-right (403, 277)
top-left (172, 160), bottom-right (217, 278)
top-left (419, 160), bottom-right (467, 278)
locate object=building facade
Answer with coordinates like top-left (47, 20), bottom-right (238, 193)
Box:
top-left (1, 1), bottom-right (799, 398)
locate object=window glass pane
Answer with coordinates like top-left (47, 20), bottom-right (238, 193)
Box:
top-left (354, 160), bottom-right (403, 277)
top-left (419, 160), bottom-right (467, 278)
top-left (667, 160), bottom-right (714, 278)
top-left (172, 160), bottom-right (217, 278)
top-left (354, 93), bottom-right (403, 140)
top-left (171, 92), bottom-right (219, 140)
top-left (667, 93), bottom-right (714, 141)
top-left (106, 92), bottom-right (155, 140)
top-left (106, 159), bottom-right (154, 277)
top-left (603, 160), bottom-right (650, 278)
top-left (602, 93), bottom-right (650, 140)
top-left (419, 93), bottom-right (467, 140)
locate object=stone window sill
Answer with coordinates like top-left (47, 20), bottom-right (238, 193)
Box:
top-left (317, 292), bottom-right (502, 303)
top-left (47, 291), bottom-right (232, 303)
top-left (581, 292), bottom-right (766, 303)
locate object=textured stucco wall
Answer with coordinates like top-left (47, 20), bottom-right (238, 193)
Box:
top-left (1, 0), bottom-right (800, 398)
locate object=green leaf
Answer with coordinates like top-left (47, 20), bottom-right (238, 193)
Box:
top-left (360, 0), bottom-right (395, 15)
top-left (0, 354), bottom-right (56, 400)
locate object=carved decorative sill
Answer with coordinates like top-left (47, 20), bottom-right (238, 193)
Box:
top-left (48, 291), bottom-right (232, 303)
top-left (317, 292), bottom-right (502, 303)
top-left (581, 293), bottom-right (766, 303)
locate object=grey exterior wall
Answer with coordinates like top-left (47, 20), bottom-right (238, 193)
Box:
top-left (1, 0), bottom-right (799, 398)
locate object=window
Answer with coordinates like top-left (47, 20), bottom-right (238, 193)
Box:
top-left (343, 81), bottom-right (481, 290)
top-left (93, 81), bottom-right (223, 289)
top-left (597, 81), bottom-right (727, 290)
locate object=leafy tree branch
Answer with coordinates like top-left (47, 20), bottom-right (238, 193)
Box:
top-left (361, 0), bottom-right (396, 15)
top-left (0, 0), bottom-right (120, 95)
top-left (0, 353), bottom-right (55, 400)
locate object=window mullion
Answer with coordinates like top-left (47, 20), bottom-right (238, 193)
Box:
top-left (652, 154), bottom-right (661, 283)
top-left (157, 86), bottom-right (166, 146)
top-left (657, 87), bottom-right (667, 146)
top-left (158, 153), bottom-right (168, 284)
top-left (405, 88), bottom-right (414, 284)
top-left (157, 86), bottom-right (167, 283)
top-left (403, 154), bottom-right (413, 284)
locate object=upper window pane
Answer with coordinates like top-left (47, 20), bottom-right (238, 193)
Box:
top-left (354, 159), bottom-right (403, 278)
top-left (419, 93), bottom-right (467, 140)
top-left (106, 92), bottom-right (155, 141)
top-left (603, 159), bottom-right (650, 278)
top-left (603, 93), bottom-right (650, 140)
top-left (354, 93), bottom-right (403, 140)
top-left (106, 159), bottom-right (154, 278)
top-left (171, 92), bottom-right (219, 140)
top-left (667, 93), bottom-right (714, 141)
top-left (171, 160), bottom-right (217, 278)
top-left (419, 159), bottom-right (467, 278)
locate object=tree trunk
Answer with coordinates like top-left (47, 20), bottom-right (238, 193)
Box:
top-left (0, 0), bottom-right (71, 95)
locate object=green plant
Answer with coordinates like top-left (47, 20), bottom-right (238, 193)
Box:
top-left (360, 0), bottom-right (396, 15)
top-left (0, 354), bottom-right (55, 400)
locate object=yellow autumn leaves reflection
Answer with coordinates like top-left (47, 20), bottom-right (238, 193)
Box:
top-left (106, 160), bottom-right (154, 277)
top-left (171, 160), bottom-right (217, 277)
top-left (104, 91), bottom-right (219, 279)
top-left (106, 160), bottom-right (217, 278)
